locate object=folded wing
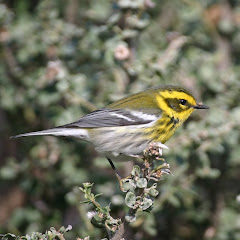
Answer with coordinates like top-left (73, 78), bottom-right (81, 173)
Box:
top-left (11, 108), bottom-right (160, 139)
top-left (62, 108), bottom-right (159, 128)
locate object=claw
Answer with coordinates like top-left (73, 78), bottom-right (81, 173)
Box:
top-left (107, 157), bottom-right (133, 192)
top-left (116, 174), bottom-right (132, 192)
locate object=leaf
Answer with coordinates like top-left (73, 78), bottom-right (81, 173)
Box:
top-left (141, 197), bottom-right (153, 210)
top-left (149, 188), bottom-right (159, 197)
top-left (136, 178), bottom-right (147, 188)
top-left (125, 192), bottom-right (136, 208)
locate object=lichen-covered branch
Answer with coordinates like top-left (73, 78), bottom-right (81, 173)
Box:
top-left (80, 142), bottom-right (171, 239)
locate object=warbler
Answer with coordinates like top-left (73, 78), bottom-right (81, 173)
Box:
top-left (11, 85), bottom-right (208, 185)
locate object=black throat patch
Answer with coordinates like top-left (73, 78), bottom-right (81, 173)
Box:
top-left (170, 116), bottom-right (179, 125)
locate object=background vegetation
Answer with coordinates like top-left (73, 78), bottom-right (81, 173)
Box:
top-left (0, 0), bottom-right (240, 239)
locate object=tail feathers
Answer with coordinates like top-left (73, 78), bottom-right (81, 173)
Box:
top-left (10, 127), bottom-right (89, 139)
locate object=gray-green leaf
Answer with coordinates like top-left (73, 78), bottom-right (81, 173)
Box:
top-left (125, 192), bottom-right (136, 208)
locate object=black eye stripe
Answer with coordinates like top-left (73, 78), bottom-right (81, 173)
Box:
top-left (179, 99), bottom-right (187, 105)
top-left (164, 98), bottom-right (190, 112)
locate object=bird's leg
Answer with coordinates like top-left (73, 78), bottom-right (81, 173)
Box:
top-left (107, 158), bottom-right (131, 192)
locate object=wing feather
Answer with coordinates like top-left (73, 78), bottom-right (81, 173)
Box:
top-left (61, 108), bottom-right (160, 128)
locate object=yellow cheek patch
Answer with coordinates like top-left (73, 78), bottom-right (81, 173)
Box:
top-left (156, 95), bottom-right (174, 117)
top-left (177, 108), bottom-right (195, 122)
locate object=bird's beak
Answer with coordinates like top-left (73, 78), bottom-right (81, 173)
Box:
top-left (193, 103), bottom-right (209, 109)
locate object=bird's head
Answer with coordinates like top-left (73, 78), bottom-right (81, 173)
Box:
top-left (156, 86), bottom-right (209, 122)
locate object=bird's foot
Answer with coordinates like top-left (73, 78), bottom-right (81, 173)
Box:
top-left (116, 174), bottom-right (132, 192)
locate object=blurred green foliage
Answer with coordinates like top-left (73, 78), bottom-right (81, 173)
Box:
top-left (0, 0), bottom-right (240, 239)
top-left (0, 225), bottom-right (72, 240)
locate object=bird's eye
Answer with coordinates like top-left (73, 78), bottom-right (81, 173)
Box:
top-left (179, 99), bottom-right (187, 105)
